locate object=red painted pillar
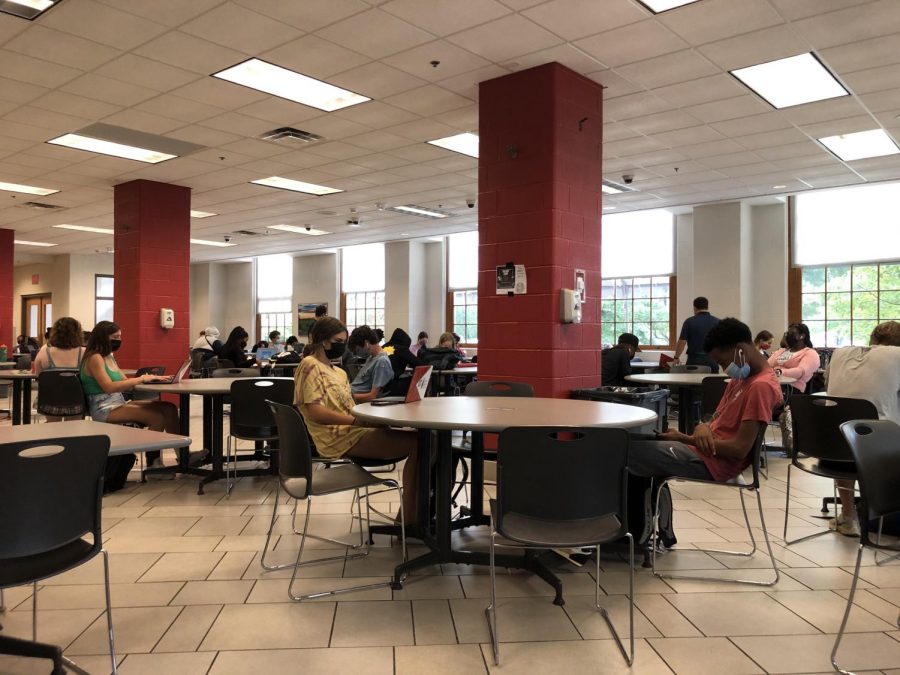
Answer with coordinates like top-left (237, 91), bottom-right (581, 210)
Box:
top-left (113, 180), bottom-right (191, 374)
top-left (478, 62), bottom-right (603, 398)
top-left (0, 228), bottom-right (13, 349)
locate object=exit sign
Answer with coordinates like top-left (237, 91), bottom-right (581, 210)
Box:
top-left (32, 274), bottom-right (39, 285)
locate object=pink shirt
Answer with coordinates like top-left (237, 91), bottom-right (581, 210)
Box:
top-left (767, 347), bottom-right (819, 391)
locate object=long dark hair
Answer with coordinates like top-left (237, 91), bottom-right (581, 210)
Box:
top-left (223, 326), bottom-right (249, 353)
top-left (787, 322), bottom-right (813, 349)
top-left (49, 316), bottom-right (83, 350)
top-left (303, 317), bottom-right (347, 357)
top-left (85, 320), bottom-right (120, 360)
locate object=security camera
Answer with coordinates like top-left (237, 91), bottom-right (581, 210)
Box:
top-left (622, 174), bottom-right (634, 185)
top-left (466, 198), bottom-right (476, 208)
top-left (305, 225), bottom-right (312, 231)
top-left (347, 217), bottom-right (360, 226)
top-left (223, 235), bottom-right (232, 243)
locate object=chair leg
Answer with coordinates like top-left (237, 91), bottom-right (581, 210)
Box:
top-left (32, 582), bottom-right (37, 641)
top-left (225, 435), bottom-right (232, 498)
top-left (102, 549), bottom-right (118, 674)
top-left (1, 587), bottom-right (5, 612)
top-left (596, 535), bottom-right (634, 666)
top-left (484, 525), bottom-right (500, 666)
top-left (832, 543), bottom-right (865, 674)
top-left (782, 464), bottom-right (832, 546)
top-left (874, 518), bottom-right (900, 566)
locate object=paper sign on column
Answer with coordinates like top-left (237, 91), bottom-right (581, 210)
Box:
top-left (495, 263), bottom-right (527, 294)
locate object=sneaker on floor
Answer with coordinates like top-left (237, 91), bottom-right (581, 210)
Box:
top-left (552, 548), bottom-right (593, 567)
top-left (145, 458), bottom-right (174, 480)
top-left (828, 513), bottom-right (860, 537)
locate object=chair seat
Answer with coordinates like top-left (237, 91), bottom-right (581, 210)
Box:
top-left (0, 538), bottom-right (96, 588)
top-left (231, 425), bottom-right (278, 441)
top-left (489, 500), bottom-right (623, 549)
top-left (794, 455), bottom-right (858, 480)
top-left (350, 456), bottom-right (405, 468)
top-left (282, 463), bottom-right (389, 500)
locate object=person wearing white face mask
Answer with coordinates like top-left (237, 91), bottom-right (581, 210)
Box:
top-left (628, 318), bottom-right (783, 483)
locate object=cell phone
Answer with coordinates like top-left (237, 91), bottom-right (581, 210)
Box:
top-left (370, 400), bottom-right (403, 406)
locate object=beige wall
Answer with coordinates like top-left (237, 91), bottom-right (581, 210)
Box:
top-left (292, 252), bottom-right (339, 341)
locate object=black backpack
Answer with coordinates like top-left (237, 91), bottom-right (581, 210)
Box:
top-left (627, 473), bottom-right (677, 565)
top-left (418, 347), bottom-right (461, 370)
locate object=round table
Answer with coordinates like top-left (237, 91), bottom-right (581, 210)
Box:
top-left (629, 361), bottom-right (663, 369)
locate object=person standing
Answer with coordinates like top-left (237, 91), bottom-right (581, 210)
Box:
top-left (673, 297), bottom-right (720, 372)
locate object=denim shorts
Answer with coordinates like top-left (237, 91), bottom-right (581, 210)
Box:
top-left (87, 391), bottom-right (127, 422)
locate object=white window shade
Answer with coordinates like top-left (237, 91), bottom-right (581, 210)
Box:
top-left (257, 254), bottom-right (293, 299)
top-left (794, 183), bottom-right (900, 266)
top-left (448, 231), bottom-right (478, 289)
top-left (601, 210), bottom-right (675, 278)
top-left (342, 243), bottom-right (385, 292)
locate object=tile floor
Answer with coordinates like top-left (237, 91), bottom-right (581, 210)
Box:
top-left (1, 412), bottom-right (899, 674)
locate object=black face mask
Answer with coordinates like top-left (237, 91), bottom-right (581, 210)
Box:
top-left (324, 342), bottom-right (346, 359)
top-left (110, 339), bottom-right (122, 352)
top-left (785, 333), bottom-right (801, 349)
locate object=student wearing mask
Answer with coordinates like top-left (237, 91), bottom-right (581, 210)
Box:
top-left (601, 333), bottom-right (639, 386)
top-left (295, 317), bottom-right (419, 522)
top-left (269, 330), bottom-right (284, 351)
top-left (192, 326), bottom-right (222, 358)
top-left (754, 330), bottom-right (774, 356)
top-left (347, 325), bottom-right (394, 402)
top-left (767, 322), bottom-right (819, 392)
top-left (410, 331), bottom-right (428, 356)
top-left (80, 320), bottom-right (178, 470)
top-left (221, 327), bottom-right (256, 368)
top-left (384, 328), bottom-right (429, 393)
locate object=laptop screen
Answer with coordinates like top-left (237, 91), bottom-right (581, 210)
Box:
top-left (255, 347), bottom-right (277, 361)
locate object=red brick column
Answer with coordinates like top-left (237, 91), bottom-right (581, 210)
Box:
top-left (477, 63), bottom-right (603, 398)
top-left (113, 180), bottom-right (191, 374)
top-left (0, 228), bottom-right (13, 348)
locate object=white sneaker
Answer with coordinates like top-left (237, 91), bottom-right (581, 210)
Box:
top-left (828, 513), bottom-right (860, 537)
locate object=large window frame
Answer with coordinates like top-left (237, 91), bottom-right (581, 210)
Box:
top-left (95, 274), bottom-right (114, 325)
top-left (446, 289), bottom-right (478, 345)
top-left (600, 275), bottom-right (677, 349)
top-left (341, 291), bottom-right (385, 333)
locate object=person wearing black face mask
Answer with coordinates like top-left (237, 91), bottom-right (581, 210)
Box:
top-left (220, 326), bottom-right (256, 368)
top-left (294, 317), bottom-right (420, 524)
top-left (767, 322), bottom-right (819, 393)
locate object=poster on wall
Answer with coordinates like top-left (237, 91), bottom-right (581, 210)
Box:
top-left (495, 263), bottom-right (527, 295)
top-left (574, 269), bottom-right (586, 303)
top-left (298, 302), bottom-right (326, 339)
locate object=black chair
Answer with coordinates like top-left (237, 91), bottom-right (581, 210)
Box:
top-left (260, 402), bottom-right (406, 601)
top-left (652, 423), bottom-right (779, 586)
top-left (0, 434), bottom-right (117, 674)
top-left (783, 395), bottom-right (877, 545)
top-left (833, 420), bottom-right (900, 674)
top-left (211, 367), bottom-right (258, 378)
top-left (224, 378), bottom-right (294, 496)
top-left (699, 376), bottom-right (727, 422)
top-left (485, 426), bottom-right (633, 666)
top-left (669, 364), bottom-right (711, 374)
top-left (36, 370), bottom-right (86, 420)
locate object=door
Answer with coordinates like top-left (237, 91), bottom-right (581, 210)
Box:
top-left (22, 294), bottom-right (52, 345)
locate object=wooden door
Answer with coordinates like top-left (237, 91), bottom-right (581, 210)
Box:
top-left (22, 293), bottom-right (52, 345)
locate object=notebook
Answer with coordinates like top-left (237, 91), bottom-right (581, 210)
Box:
top-left (373, 366), bottom-right (433, 405)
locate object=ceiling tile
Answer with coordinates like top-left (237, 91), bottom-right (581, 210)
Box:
top-left (316, 9), bottom-right (434, 59)
top-left (0, 12), bottom-right (29, 43)
top-left (61, 73), bottom-right (157, 107)
top-left (710, 111), bottom-right (792, 137)
top-left (5, 25), bottom-right (120, 72)
top-left (300, 141), bottom-right (371, 160)
top-left (776, 95), bottom-right (868, 125)
top-left (332, 101), bottom-right (419, 128)
top-left (41, 0), bottom-right (169, 51)
top-left (165, 125), bottom-right (242, 148)
top-left (858, 87), bottom-right (900, 113)
top-left (301, 116), bottom-right (374, 140)
top-left (383, 84), bottom-right (473, 117)
top-left (625, 110), bottom-right (703, 136)
top-left (679, 138), bottom-right (745, 158)
top-left (735, 127), bottom-right (810, 150)
top-left (100, 109), bottom-right (183, 135)
top-left (447, 14), bottom-right (563, 63)
top-left (603, 92), bottom-right (674, 122)
top-left (201, 111), bottom-right (270, 137)
top-left (685, 94), bottom-right (771, 124)
top-left (259, 36), bottom-right (370, 80)
top-left (436, 65), bottom-right (511, 100)
top-left (385, 118), bottom-right (460, 142)
top-left (382, 40), bottom-right (491, 81)
top-left (381, 0), bottom-right (511, 36)
top-left (603, 122), bottom-right (642, 142)
top-left (800, 114), bottom-right (886, 139)
top-left (768, 0), bottom-right (875, 21)
top-left (330, 62), bottom-right (428, 99)
top-left (95, 0), bottom-right (226, 26)
top-left (0, 50), bottom-right (82, 89)
top-left (180, 2), bottom-right (304, 54)
top-left (584, 70), bottom-right (642, 98)
top-left (819, 33), bottom-right (900, 74)
top-left (791, 0), bottom-right (900, 49)
top-left (658, 0), bottom-right (784, 45)
top-left (3, 105), bottom-right (91, 133)
top-left (431, 104), bottom-right (479, 130)
top-left (234, 0), bottom-right (369, 31)
top-left (136, 94), bottom-right (227, 124)
top-left (236, 97), bottom-right (323, 126)
top-left (755, 140), bottom-right (827, 160)
top-left (171, 78), bottom-right (269, 110)
top-left (616, 49), bottom-right (719, 90)
top-left (0, 76), bottom-right (49, 107)
top-left (134, 31), bottom-right (249, 75)
top-left (698, 25), bottom-right (812, 71)
top-left (93, 54), bottom-right (201, 93)
top-left (654, 73), bottom-right (747, 107)
top-left (521, 0), bottom-right (645, 41)
top-left (653, 125), bottom-right (726, 148)
top-left (842, 64), bottom-right (900, 94)
top-left (344, 130), bottom-right (411, 152)
top-left (574, 20), bottom-right (687, 68)
top-left (353, 154), bottom-right (410, 170)
top-left (508, 43), bottom-right (606, 74)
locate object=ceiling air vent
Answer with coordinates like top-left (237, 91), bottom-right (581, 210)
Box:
top-left (19, 201), bottom-right (65, 210)
top-left (260, 127), bottom-right (324, 143)
top-left (233, 230), bottom-right (259, 236)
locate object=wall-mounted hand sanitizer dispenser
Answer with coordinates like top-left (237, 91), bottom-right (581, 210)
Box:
top-left (159, 308), bottom-right (175, 329)
top-left (560, 289), bottom-right (582, 324)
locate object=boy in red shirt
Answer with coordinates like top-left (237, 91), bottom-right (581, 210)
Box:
top-left (629, 318), bottom-right (783, 482)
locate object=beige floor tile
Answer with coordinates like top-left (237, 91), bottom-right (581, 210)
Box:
top-left (596, 570), bottom-right (675, 595)
top-left (634, 594), bottom-right (703, 638)
top-left (67, 606), bottom-right (181, 655)
top-left (411, 599), bottom-right (458, 645)
top-left (481, 638), bottom-right (672, 674)
top-left (208, 647), bottom-right (394, 675)
top-left (142, 504), bottom-right (249, 517)
top-left (102, 506), bottom-right (152, 519)
top-left (185, 515), bottom-right (252, 536)
top-left (460, 570), bottom-right (598, 599)
top-left (247, 576), bottom-right (392, 603)
top-left (868, 587), bottom-right (900, 607)
top-left (664, 591), bottom-right (820, 636)
top-left (170, 579), bottom-right (255, 605)
top-left (40, 552), bottom-right (162, 585)
top-left (331, 600), bottom-right (414, 647)
top-left (564, 594), bottom-right (661, 639)
top-left (118, 651), bottom-right (216, 674)
top-left (17, 582), bottom-right (182, 610)
top-left (200, 602), bottom-right (335, 650)
top-left (139, 551), bottom-right (225, 582)
top-left (241, 550), bottom-right (346, 579)
top-left (648, 636), bottom-right (764, 674)
top-left (0, 654), bottom-right (115, 674)
top-left (0, 584), bottom-right (33, 610)
top-left (734, 633), bottom-right (900, 673)
top-left (658, 567), bottom-right (797, 592)
top-left (343, 545), bottom-right (417, 578)
top-left (393, 574), bottom-right (465, 600)
top-left (651, 549), bottom-right (728, 571)
top-left (105, 516), bottom-right (200, 538)
top-left (214, 534), bottom-right (271, 551)
top-left (0, 608), bottom-right (102, 650)
top-left (154, 605), bottom-right (222, 653)
top-left (856, 563), bottom-right (900, 588)
top-left (451, 597), bottom-right (580, 644)
top-left (834, 588), bottom-right (900, 624)
top-left (768, 589), bottom-right (897, 633)
top-left (785, 566), bottom-right (874, 590)
top-left (104, 535), bottom-right (223, 554)
top-left (396, 644), bottom-right (487, 674)
top-left (208, 550), bottom-right (256, 580)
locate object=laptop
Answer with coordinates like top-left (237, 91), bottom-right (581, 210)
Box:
top-left (170, 357), bottom-right (192, 383)
top-left (372, 366), bottom-right (433, 405)
top-left (255, 347), bottom-right (277, 362)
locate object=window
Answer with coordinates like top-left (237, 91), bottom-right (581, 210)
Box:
top-left (800, 263), bottom-right (900, 347)
top-left (451, 289), bottom-right (479, 344)
top-left (256, 254), bottom-right (292, 340)
top-left (95, 274), bottom-right (113, 324)
top-left (342, 243), bottom-right (385, 332)
top-left (601, 277), bottom-right (672, 347)
top-left (448, 231), bottom-right (478, 344)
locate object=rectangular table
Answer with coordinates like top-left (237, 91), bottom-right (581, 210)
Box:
top-left (0, 419), bottom-right (192, 456)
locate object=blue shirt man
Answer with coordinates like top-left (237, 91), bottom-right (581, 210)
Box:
top-left (674, 297), bottom-right (720, 373)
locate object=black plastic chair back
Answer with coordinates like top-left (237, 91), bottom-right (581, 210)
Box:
top-left (0, 435), bottom-right (109, 560)
top-left (790, 395), bottom-right (878, 462)
top-left (135, 365), bottom-right (165, 376)
top-left (230, 378), bottom-right (294, 439)
top-left (266, 401), bottom-right (313, 488)
top-left (496, 426), bottom-right (628, 529)
top-left (15, 355), bottom-right (31, 370)
top-left (465, 380), bottom-right (534, 398)
top-left (840, 419), bottom-right (900, 542)
top-left (212, 367), bottom-right (257, 378)
top-left (700, 376), bottom-right (727, 420)
top-left (36, 370), bottom-right (86, 417)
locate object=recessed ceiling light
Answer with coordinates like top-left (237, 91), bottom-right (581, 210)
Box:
top-left (270, 224), bottom-right (332, 236)
top-left (0, 181), bottom-right (59, 196)
top-left (251, 176), bottom-right (343, 196)
top-left (772, 185), bottom-right (787, 189)
top-left (427, 132), bottom-right (479, 158)
top-left (53, 224), bottom-right (114, 234)
top-left (190, 238), bottom-right (236, 247)
top-left (47, 133), bottom-right (177, 163)
top-left (818, 128), bottom-right (900, 161)
top-left (400, 232), bottom-right (410, 236)
top-left (389, 205), bottom-right (449, 219)
top-left (428, 236), bottom-right (444, 242)
top-left (603, 206), bottom-right (617, 211)
top-left (0, 0), bottom-right (57, 20)
top-left (730, 53), bottom-right (848, 109)
top-left (190, 210), bottom-right (217, 218)
top-left (14, 239), bottom-right (57, 247)
top-left (602, 184), bottom-right (623, 195)
top-left (601, 179), bottom-right (636, 194)
top-left (636, 0), bottom-right (703, 13)
top-left (214, 58), bottom-right (370, 112)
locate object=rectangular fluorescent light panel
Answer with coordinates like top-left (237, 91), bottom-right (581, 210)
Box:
top-left (190, 210), bottom-right (217, 218)
top-left (636, 0), bottom-right (702, 12)
top-left (427, 132), bottom-right (479, 158)
top-left (818, 129), bottom-right (900, 162)
top-left (251, 176), bottom-right (342, 196)
top-left (0, 181), bottom-right (59, 196)
top-left (47, 133), bottom-right (177, 163)
top-left (731, 53), bottom-right (848, 109)
top-left (601, 184), bottom-right (623, 195)
top-left (190, 238), bottom-right (236, 247)
top-left (53, 224), bottom-right (114, 234)
top-left (270, 224), bottom-right (331, 236)
top-left (214, 59), bottom-right (370, 112)
top-left (1, 0), bottom-right (56, 20)
top-left (14, 239), bottom-right (57, 247)
top-left (390, 205), bottom-right (449, 219)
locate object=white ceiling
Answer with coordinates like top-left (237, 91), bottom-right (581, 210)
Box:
top-left (1, 0), bottom-right (899, 263)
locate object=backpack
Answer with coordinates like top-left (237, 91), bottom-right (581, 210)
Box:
top-left (627, 473), bottom-right (677, 565)
top-left (104, 454), bottom-right (137, 493)
top-left (418, 347), bottom-right (461, 370)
